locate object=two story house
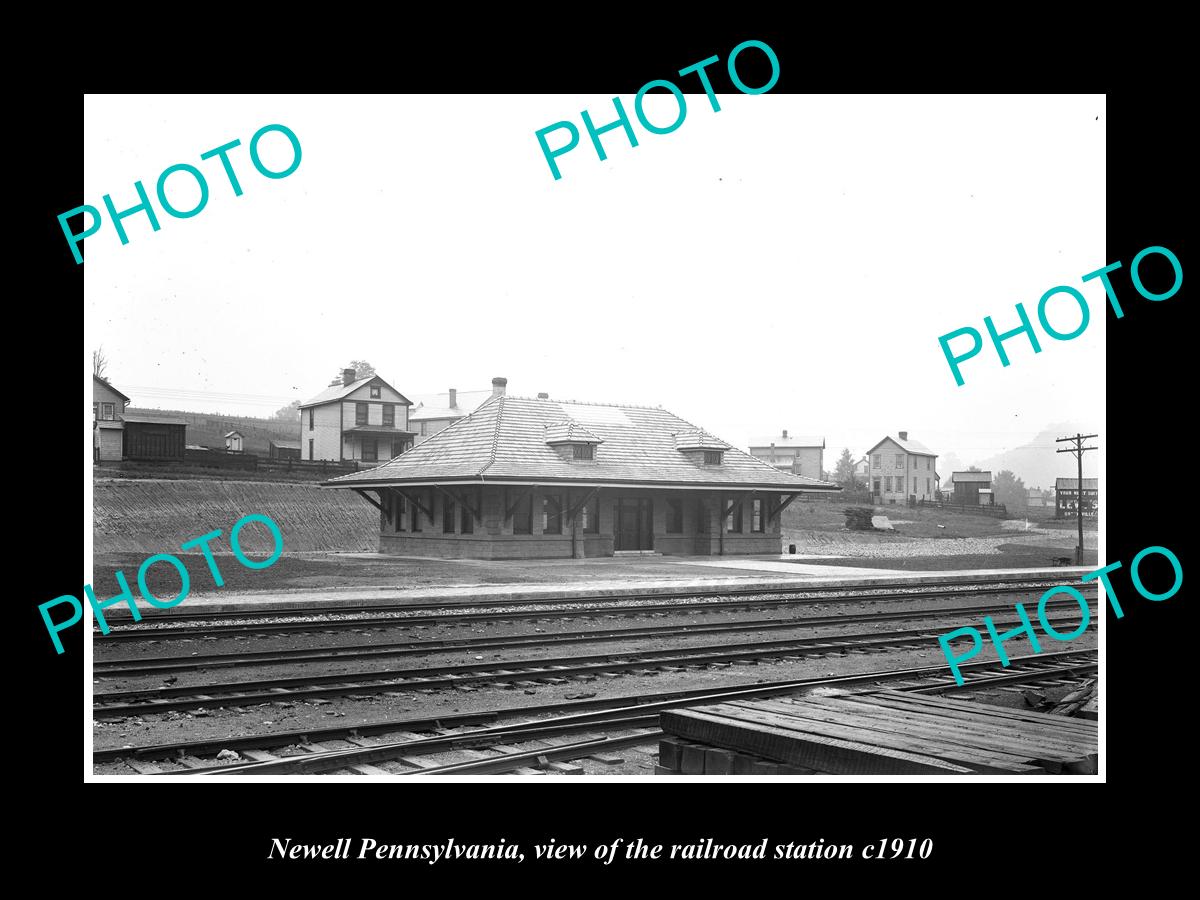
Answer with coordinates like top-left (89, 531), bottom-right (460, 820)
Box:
top-left (748, 431), bottom-right (825, 479)
top-left (92, 374), bottom-right (188, 462)
top-left (866, 432), bottom-right (938, 504)
top-left (299, 368), bottom-right (416, 463)
top-left (409, 380), bottom-right (502, 445)
top-left (93, 374), bottom-right (130, 462)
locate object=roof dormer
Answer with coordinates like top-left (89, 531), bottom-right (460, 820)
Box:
top-left (674, 428), bottom-right (729, 465)
top-left (545, 420), bottom-right (603, 461)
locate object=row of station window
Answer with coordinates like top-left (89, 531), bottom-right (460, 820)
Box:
top-left (379, 490), bottom-right (773, 535)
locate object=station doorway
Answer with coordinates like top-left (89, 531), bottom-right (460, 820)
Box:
top-left (614, 497), bottom-right (653, 551)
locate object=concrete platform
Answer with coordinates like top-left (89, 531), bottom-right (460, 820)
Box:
top-left (96, 556), bottom-right (1096, 618)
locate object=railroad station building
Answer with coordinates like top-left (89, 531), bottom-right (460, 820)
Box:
top-left (326, 389), bottom-right (840, 559)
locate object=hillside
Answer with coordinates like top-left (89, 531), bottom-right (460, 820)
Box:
top-left (93, 477), bottom-right (377, 554)
top-left (971, 422), bottom-right (1099, 490)
top-left (125, 407), bottom-right (298, 454)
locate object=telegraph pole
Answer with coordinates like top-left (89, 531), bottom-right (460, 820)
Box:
top-left (1056, 433), bottom-right (1098, 565)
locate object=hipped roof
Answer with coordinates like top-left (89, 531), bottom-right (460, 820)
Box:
top-left (326, 396), bottom-right (839, 492)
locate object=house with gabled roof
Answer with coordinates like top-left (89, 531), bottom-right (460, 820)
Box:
top-left (325, 385), bottom-right (840, 559)
top-left (298, 368), bottom-right (416, 464)
top-left (409, 382), bottom-right (500, 444)
top-left (748, 430), bottom-right (825, 479)
top-left (865, 431), bottom-right (938, 504)
top-left (93, 374), bottom-right (131, 462)
top-left (92, 374), bottom-right (188, 462)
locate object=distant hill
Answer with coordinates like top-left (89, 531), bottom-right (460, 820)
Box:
top-left (126, 407), bottom-right (298, 455)
top-left (969, 422), bottom-right (1099, 490)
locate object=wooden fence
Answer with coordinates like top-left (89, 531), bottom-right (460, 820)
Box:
top-left (917, 499), bottom-right (1009, 517)
top-left (182, 448), bottom-right (360, 476)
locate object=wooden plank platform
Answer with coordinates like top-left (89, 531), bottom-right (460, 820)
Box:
top-left (659, 690), bottom-right (1098, 775)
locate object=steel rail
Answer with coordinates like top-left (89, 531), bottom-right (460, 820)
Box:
top-left (95, 649), bottom-right (1097, 767)
top-left (93, 599), bottom-right (1098, 676)
top-left (393, 730), bottom-right (663, 777)
top-left (97, 581), bottom-right (1091, 643)
top-left (96, 576), bottom-right (1074, 625)
top-left (411, 661), bottom-right (1107, 775)
top-left (93, 615), bottom-right (1094, 715)
top-left (130, 650), bottom-right (1097, 775)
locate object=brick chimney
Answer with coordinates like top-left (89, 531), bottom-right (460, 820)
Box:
top-left (448, 388), bottom-right (457, 408)
top-left (492, 376), bottom-right (507, 397)
top-left (782, 429), bottom-right (788, 439)
top-left (899, 431), bottom-right (908, 441)
top-left (342, 368), bottom-right (356, 386)
top-left (537, 392), bottom-right (549, 399)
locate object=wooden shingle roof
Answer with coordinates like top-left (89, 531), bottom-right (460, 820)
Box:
top-left (326, 396), bottom-right (839, 492)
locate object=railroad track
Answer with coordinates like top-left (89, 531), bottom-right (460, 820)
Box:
top-left (93, 612), bottom-right (1094, 716)
top-left (96, 580), bottom-right (1088, 643)
top-left (95, 576), bottom-right (1071, 623)
top-left (95, 650), bottom-right (1098, 775)
top-left (93, 598), bottom-right (1096, 676)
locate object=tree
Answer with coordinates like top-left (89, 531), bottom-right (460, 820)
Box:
top-left (834, 448), bottom-right (858, 487)
top-left (272, 400), bottom-right (302, 421)
top-left (92, 347), bottom-right (109, 378)
top-left (993, 469), bottom-right (1028, 510)
top-left (349, 360), bottom-right (376, 379)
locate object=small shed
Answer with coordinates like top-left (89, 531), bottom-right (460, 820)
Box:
top-left (269, 439), bottom-right (302, 461)
top-left (951, 470), bottom-right (991, 504)
top-left (122, 414), bottom-right (188, 461)
top-left (225, 430), bottom-right (245, 453)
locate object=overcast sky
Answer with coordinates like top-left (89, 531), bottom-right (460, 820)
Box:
top-left (84, 94), bottom-right (1105, 471)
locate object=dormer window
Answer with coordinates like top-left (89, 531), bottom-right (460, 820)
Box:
top-left (545, 420), bottom-right (603, 462)
top-left (675, 428), bottom-right (730, 465)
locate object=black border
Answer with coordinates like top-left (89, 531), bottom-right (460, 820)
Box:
top-left (25, 22), bottom-right (1188, 886)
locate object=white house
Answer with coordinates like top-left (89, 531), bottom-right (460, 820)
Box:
top-left (865, 432), bottom-right (938, 504)
top-left (93, 374), bottom-right (130, 462)
top-left (409, 380), bottom-right (503, 445)
top-left (748, 430), bottom-right (825, 479)
top-left (298, 368), bottom-right (416, 463)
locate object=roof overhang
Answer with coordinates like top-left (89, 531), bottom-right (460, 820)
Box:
top-left (865, 437), bottom-right (937, 457)
top-left (324, 475), bottom-right (841, 492)
top-left (93, 374), bottom-right (131, 402)
top-left (343, 425), bottom-right (419, 436)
